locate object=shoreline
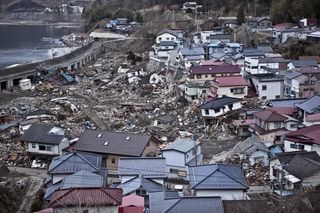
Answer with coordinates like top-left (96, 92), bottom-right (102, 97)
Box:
top-left (0, 19), bottom-right (82, 27)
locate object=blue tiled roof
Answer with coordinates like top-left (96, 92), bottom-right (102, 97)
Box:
top-left (165, 197), bottom-right (224, 213)
top-left (188, 164), bottom-right (248, 190)
top-left (48, 152), bottom-right (102, 174)
top-left (118, 176), bottom-right (163, 195)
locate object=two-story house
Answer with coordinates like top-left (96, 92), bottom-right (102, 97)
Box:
top-left (179, 47), bottom-right (205, 68)
top-left (188, 164), bottom-right (249, 200)
top-left (246, 17), bottom-right (272, 28)
top-left (284, 71), bottom-right (309, 98)
top-left (156, 29), bottom-right (183, 45)
top-left (188, 64), bottom-right (241, 84)
top-left (192, 31), bottom-right (231, 44)
top-left (161, 137), bottom-right (203, 180)
top-left (284, 125), bottom-right (320, 155)
top-left (295, 94), bottom-right (320, 122)
top-left (270, 151), bottom-right (320, 195)
top-left (47, 152), bottom-right (103, 184)
top-left (251, 73), bottom-right (284, 100)
top-left (21, 123), bottom-right (69, 160)
top-left (208, 76), bottom-right (249, 99)
top-left (207, 42), bottom-right (243, 60)
top-left (73, 130), bottom-right (160, 177)
top-left (249, 109), bottom-right (298, 143)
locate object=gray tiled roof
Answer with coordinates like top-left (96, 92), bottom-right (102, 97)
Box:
top-left (188, 164), bottom-right (248, 190)
top-left (165, 197), bottom-right (224, 213)
top-left (290, 60), bottom-right (318, 68)
top-left (295, 94), bottom-right (320, 113)
top-left (149, 191), bottom-right (180, 213)
top-left (74, 130), bottom-right (153, 156)
top-left (118, 176), bottom-right (164, 195)
top-left (44, 170), bottom-right (104, 201)
top-left (285, 71), bottom-right (303, 80)
top-left (118, 157), bottom-right (166, 178)
top-left (180, 47), bottom-right (205, 56)
top-left (20, 123), bottom-right (65, 145)
top-left (200, 97), bottom-right (241, 110)
top-left (61, 170), bottom-right (104, 189)
top-left (158, 29), bottom-right (181, 38)
top-left (232, 138), bottom-right (270, 156)
top-left (285, 154), bottom-right (320, 179)
top-left (48, 152), bottom-right (102, 174)
top-left (266, 98), bottom-right (306, 107)
top-left (162, 138), bottom-right (197, 153)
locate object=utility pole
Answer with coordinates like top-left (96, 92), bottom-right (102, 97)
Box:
top-left (193, 134), bottom-right (198, 166)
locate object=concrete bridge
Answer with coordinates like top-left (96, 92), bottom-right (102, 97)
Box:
top-left (0, 41), bottom-right (104, 90)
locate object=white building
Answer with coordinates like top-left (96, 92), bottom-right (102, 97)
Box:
top-left (199, 96), bottom-right (242, 119)
top-left (209, 76), bottom-right (249, 99)
top-left (284, 124), bottom-right (320, 155)
top-left (156, 29), bottom-right (183, 44)
top-left (21, 123), bottom-right (69, 158)
top-left (251, 74), bottom-right (284, 100)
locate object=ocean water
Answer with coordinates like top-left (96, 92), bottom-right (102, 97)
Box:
top-left (0, 24), bottom-right (81, 69)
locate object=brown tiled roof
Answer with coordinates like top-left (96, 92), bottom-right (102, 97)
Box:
top-left (253, 109), bottom-right (287, 122)
top-left (74, 130), bottom-right (154, 156)
top-left (50, 187), bottom-right (122, 208)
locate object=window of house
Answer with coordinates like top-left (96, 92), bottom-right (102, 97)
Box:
top-left (275, 95), bottom-right (281, 99)
top-left (290, 143), bottom-right (297, 149)
top-left (232, 88), bottom-right (244, 94)
top-left (211, 74), bottom-right (215, 77)
top-left (46, 146), bottom-right (51, 151)
top-left (31, 144), bottom-right (36, 149)
top-left (274, 122), bottom-right (281, 128)
top-left (262, 96), bottom-right (267, 99)
top-left (272, 167), bottom-right (278, 177)
top-left (39, 145), bottom-right (46, 151)
top-left (262, 85), bottom-right (267, 90)
top-left (275, 136), bottom-right (281, 141)
top-left (196, 74), bottom-right (201, 79)
top-left (158, 37), bottom-right (162, 41)
top-left (202, 90), bottom-right (206, 94)
top-left (298, 144), bottom-right (305, 150)
top-left (228, 104), bottom-right (233, 110)
top-left (136, 189), bottom-right (147, 195)
top-left (205, 109), bottom-right (209, 115)
top-left (171, 37), bottom-right (174, 40)
top-left (290, 124), bottom-right (297, 128)
top-left (205, 74), bottom-right (208, 78)
top-left (214, 109), bottom-right (220, 113)
top-left (170, 168), bottom-right (179, 174)
top-left (111, 158), bottom-right (116, 164)
top-left (166, 37), bottom-right (169, 40)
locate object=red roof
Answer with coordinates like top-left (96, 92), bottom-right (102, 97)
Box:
top-left (120, 195), bottom-right (144, 208)
top-left (285, 124), bottom-right (320, 145)
top-left (191, 64), bottom-right (241, 75)
top-left (201, 60), bottom-right (225, 66)
top-left (306, 114), bottom-right (320, 122)
top-left (50, 187), bottom-right (123, 208)
top-left (212, 76), bottom-right (249, 87)
top-left (267, 107), bottom-right (296, 116)
top-left (254, 109), bottom-right (287, 122)
top-left (273, 22), bottom-right (296, 30)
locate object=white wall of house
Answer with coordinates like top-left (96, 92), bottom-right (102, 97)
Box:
top-left (244, 58), bottom-right (260, 74)
top-left (283, 140), bottom-right (320, 155)
top-left (285, 121), bottom-right (298, 131)
top-left (27, 142), bottom-right (59, 155)
top-left (195, 189), bottom-right (247, 200)
top-left (248, 150), bottom-right (269, 166)
top-left (52, 174), bottom-right (68, 184)
top-left (201, 102), bottom-right (242, 118)
top-left (254, 81), bottom-right (283, 100)
top-left (214, 86), bottom-right (248, 99)
top-left (162, 150), bottom-right (185, 167)
top-left (156, 33), bottom-right (177, 44)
